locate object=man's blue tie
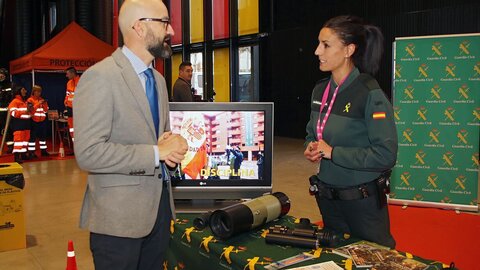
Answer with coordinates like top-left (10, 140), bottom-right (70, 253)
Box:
top-left (144, 68), bottom-right (159, 138)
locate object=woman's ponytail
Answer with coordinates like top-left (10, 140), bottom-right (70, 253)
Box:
top-left (361, 24), bottom-right (384, 75)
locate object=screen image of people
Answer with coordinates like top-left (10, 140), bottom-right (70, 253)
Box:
top-left (170, 110), bottom-right (265, 180)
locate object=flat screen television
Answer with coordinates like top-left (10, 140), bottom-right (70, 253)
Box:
top-left (168, 102), bottom-right (273, 212)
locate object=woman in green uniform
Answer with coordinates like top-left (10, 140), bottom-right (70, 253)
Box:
top-left (304, 15), bottom-right (397, 248)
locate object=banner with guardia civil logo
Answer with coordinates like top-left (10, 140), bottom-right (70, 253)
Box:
top-left (391, 33), bottom-right (479, 212)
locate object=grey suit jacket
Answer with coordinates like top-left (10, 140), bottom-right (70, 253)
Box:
top-left (74, 48), bottom-right (175, 238)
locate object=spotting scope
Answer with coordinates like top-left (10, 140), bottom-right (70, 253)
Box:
top-left (209, 192), bottom-right (290, 239)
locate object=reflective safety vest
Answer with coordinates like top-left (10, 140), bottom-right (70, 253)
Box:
top-left (8, 95), bottom-right (31, 131)
top-left (64, 75), bottom-right (79, 108)
top-left (8, 95), bottom-right (31, 120)
top-left (27, 96), bottom-right (48, 122)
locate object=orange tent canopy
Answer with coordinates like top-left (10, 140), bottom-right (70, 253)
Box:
top-left (10, 22), bottom-right (115, 74)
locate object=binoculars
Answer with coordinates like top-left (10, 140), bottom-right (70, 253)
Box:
top-left (265, 218), bottom-right (347, 249)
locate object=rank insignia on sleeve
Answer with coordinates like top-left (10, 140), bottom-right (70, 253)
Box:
top-left (373, 112), bottom-right (386, 119)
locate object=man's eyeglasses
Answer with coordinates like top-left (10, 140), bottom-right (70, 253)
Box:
top-left (138, 17), bottom-right (171, 29)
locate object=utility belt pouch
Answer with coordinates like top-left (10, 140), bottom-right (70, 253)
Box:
top-left (313, 180), bottom-right (333, 200)
top-left (318, 184), bottom-right (334, 200)
top-left (375, 170), bottom-right (391, 209)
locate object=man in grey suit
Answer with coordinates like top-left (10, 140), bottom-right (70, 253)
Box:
top-left (73, 0), bottom-right (187, 269)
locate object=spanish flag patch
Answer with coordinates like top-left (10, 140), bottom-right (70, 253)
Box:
top-left (372, 112), bottom-right (386, 119)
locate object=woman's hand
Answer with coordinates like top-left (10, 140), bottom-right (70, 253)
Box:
top-left (304, 140), bottom-right (333, 162)
top-left (316, 140), bottom-right (333, 159)
top-left (304, 141), bottom-right (321, 162)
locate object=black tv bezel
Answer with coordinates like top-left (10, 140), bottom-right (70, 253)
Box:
top-left (168, 102), bottom-right (273, 200)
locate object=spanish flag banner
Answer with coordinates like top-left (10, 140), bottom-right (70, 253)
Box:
top-left (179, 113), bottom-right (208, 179)
top-left (183, 141), bottom-right (208, 179)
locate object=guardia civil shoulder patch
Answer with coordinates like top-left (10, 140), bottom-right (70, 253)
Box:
top-left (372, 112), bottom-right (386, 119)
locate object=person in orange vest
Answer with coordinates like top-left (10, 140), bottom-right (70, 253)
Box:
top-left (64, 66), bottom-right (79, 143)
top-left (27, 85), bottom-right (49, 157)
top-left (8, 85), bottom-right (31, 163)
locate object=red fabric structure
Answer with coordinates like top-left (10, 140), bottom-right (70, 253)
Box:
top-left (10, 22), bottom-right (114, 74)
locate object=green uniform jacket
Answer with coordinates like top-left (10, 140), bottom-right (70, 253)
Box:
top-left (305, 68), bottom-right (398, 187)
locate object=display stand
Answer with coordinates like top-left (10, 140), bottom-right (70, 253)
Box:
top-left (47, 110), bottom-right (59, 155)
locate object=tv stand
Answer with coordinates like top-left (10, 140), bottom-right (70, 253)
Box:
top-left (174, 199), bottom-right (244, 213)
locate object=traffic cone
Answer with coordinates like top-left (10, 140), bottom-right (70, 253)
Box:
top-left (66, 240), bottom-right (78, 270)
top-left (59, 141), bottom-right (65, 158)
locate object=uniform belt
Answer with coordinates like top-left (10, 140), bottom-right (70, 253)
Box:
top-left (318, 180), bottom-right (377, 201)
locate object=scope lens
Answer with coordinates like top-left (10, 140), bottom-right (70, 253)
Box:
top-left (193, 219), bottom-right (206, 230)
top-left (210, 211), bottom-right (233, 238)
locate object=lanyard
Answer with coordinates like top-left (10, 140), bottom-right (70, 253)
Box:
top-left (316, 74), bottom-right (349, 140)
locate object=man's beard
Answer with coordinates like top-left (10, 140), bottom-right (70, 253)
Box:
top-left (146, 27), bottom-right (172, 59)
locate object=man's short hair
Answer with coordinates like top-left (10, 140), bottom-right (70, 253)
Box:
top-left (66, 67), bottom-right (77, 74)
top-left (0, 68), bottom-right (8, 76)
top-left (179, 61), bottom-right (192, 71)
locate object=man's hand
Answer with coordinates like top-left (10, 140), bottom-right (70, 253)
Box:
top-left (157, 132), bottom-right (188, 167)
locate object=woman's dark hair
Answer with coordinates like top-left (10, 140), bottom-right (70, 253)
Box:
top-left (12, 84), bottom-right (26, 100)
top-left (324, 15), bottom-right (384, 75)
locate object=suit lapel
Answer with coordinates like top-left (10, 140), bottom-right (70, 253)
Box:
top-left (112, 49), bottom-right (157, 139)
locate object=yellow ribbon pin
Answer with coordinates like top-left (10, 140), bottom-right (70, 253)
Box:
top-left (343, 102), bottom-right (351, 112)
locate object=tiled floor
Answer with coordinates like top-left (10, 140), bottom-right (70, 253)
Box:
top-left (0, 137), bottom-right (321, 269)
